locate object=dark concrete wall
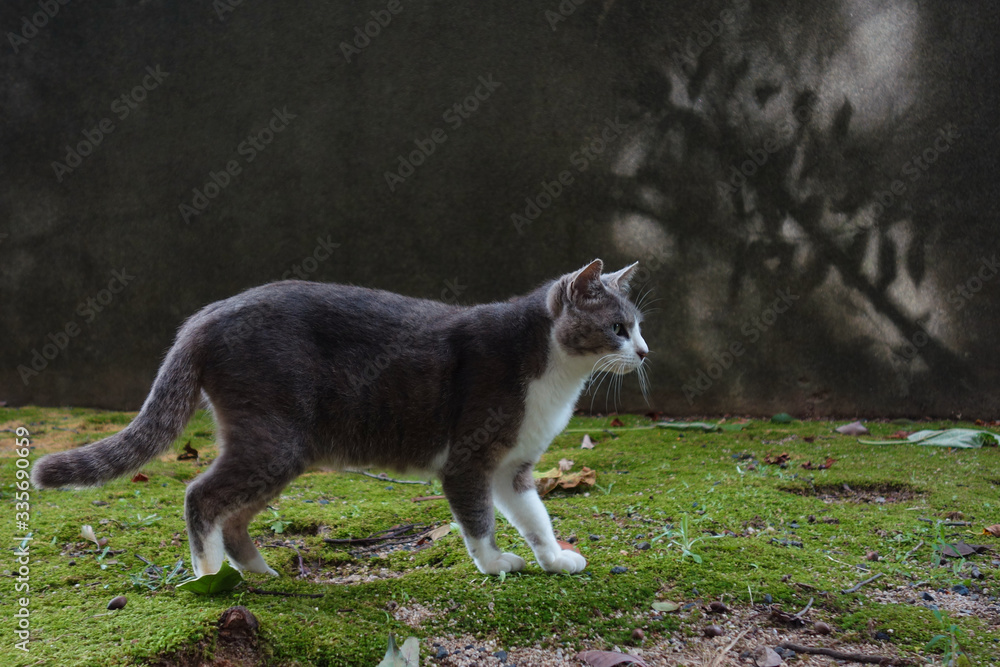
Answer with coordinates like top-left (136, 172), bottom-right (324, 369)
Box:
top-left (2, 0), bottom-right (998, 417)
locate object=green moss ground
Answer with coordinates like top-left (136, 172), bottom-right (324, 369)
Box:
top-left (3, 408), bottom-right (1000, 665)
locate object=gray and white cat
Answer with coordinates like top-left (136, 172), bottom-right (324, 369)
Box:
top-left (32, 259), bottom-right (649, 578)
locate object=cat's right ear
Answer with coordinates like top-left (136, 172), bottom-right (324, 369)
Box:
top-left (548, 259), bottom-right (605, 315)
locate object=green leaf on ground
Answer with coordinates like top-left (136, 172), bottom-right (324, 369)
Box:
top-left (176, 561), bottom-right (244, 595)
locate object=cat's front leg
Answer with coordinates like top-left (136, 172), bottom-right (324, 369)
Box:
top-left (442, 473), bottom-right (526, 575)
top-left (492, 463), bottom-right (587, 574)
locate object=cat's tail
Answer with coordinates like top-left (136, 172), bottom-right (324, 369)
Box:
top-left (31, 334), bottom-right (202, 489)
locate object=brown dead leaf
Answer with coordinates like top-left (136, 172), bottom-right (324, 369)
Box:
top-left (609, 418), bottom-right (625, 427)
top-left (764, 453), bottom-right (790, 465)
top-left (801, 457), bottom-right (835, 470)
top-left (557, 540), bottom-right (581, 554)
top-left (535, 467), bottom-right (597, 496)
top-left (558, 458), bottom-right (575, 472)
top-left (753, 646), bottom-right (783, 667)
top-left (581, 434), bottom-right (595, 449)
top-left (558, 467), bottom-right (596, 490)
top-left (887, 430), bottom-right (912, 439)
top-left (576, 650), bottom-right (650, 667)
top-left (131, 472), bottom-right (149, 483)
top-left (982, 524), bottom-right (1000, 537)
top-left (177, 440), bottom-right (199, 461)
top-left (941, 541), bottom-right (992, 558)
top-left (944, 511), bottom-right (965, 520)
top-left (427, 524), bottom-right (452, 541)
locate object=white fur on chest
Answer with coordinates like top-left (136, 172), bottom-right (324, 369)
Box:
top-left (507, 336), bottom-right (592, 466)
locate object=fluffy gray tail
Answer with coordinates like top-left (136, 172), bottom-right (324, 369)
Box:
top-left (31, 338), bottom-right (202, 488)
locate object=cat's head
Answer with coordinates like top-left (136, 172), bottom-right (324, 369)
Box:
top-left (547, 259), bottom-right (649, 374)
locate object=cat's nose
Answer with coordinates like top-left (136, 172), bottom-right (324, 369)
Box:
top-left (637, 349), bottom-right (648, 361)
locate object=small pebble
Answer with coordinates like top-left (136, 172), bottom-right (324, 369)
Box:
top-left (107, 595), bottom-right (127, 610)
top-left (610, 566), bottom-right (628, 575)
top-left (434, 647), bottom-right (448, 659)
top-left (589, 534), bottom-right (601, 541)
top-left (763, 594), bottom-right (773, 604)
top-left (567, 535), bottom-right (578, 544)
top-left (703, 624), bottom-right (724, 637)
top-left (874, 630), bottom-right (891, 641)
top-left (97, 537), bottom-right (109, 548)
top-left (631, 628), bottom-right (644, 641)
top-left (953, 584), bottom-right (971, 596)
top-left (866, 551), bottom-right (880, 561)
top-left (637, 542), bottom-right (651, 551)
top-left (813, 621), bottom-right (832, 635)
top-left (384, 485), bottom-right (393, 490)
top-left (493, 649), bottom-right (508, 662)
top-left (922, 592), bottom-right (935, 601)
top-left (318, 499), bottom-right (329, 505)
top-left (92, 500), bottom-right (108, 506)
top-left (708, 601), bottom-right (729, 613)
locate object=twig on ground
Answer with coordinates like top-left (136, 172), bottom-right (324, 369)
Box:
top-left (344, 469), bottom-right (431, 485)
top-left (792, 597), bottom-right (813, 620)
top-left (411, 495), bottom-right (446, 502)
top-left (841, 573), bottom-right (883, 594)
top-left (709, 626), bottom-right (752, 667)
top-left (323, 523), bottom-right (429, 548)
top-left (247, 586), bottom-right (324, 599)
top-left (901, 540), bottom-right (924, 562)
top-left (777, 642), bottom-right (912, 665)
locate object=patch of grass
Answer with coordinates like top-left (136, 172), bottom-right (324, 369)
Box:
top-left (2, 409), bottom-right (1000, 664)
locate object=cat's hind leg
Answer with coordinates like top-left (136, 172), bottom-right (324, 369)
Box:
top-left (185, 443), bottom-right (303, 577)
top-left (222, 502), bottom-right (279, 576)
top-left (442, 472), bottom-right (526, 575)
top-left (492, 461), bottom-right (587, 574)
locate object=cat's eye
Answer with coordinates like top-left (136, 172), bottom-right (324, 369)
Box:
top-left (612, 323), bottom-right (628, 338)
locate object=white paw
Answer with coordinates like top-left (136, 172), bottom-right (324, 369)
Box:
top-left (540, 549), bottom-right (587, 574)
top-left (477, 552), bottom-right (527, 575)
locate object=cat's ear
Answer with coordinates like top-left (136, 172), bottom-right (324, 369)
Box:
top-left (548, 259), bottom-right (605, 315)
top-left (567, 259), bottom-right (604, 305)
top-left (603, 262), bottom-right (639, 295)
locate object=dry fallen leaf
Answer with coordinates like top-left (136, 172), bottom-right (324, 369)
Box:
top-left (535, 467), bottom-right (597, 496)
top-left (835, 421), bottom-right (869, 436)
top-left (576, 650), bottom-right (650, 667)
top-left (581, 434), bottom-right (595, 449)
top-left (81, 524), bottom-right (99, 547)
top-left (609, 417), bottom-right (625, 427)
top-left (557, 540), bottom-right (581, 554)
top-left (983, 524), bottom-right (1000, 537)
top-left (131, 472), bottom-right (149, 483)
top-left (764, 453), bottom-right (790, 465)
top-left (753, 646), bottom-right (783, 667)
top-left (427, 524), bottom-right (451, 541)
top-left (558, 458), bottom-right (575, 472)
